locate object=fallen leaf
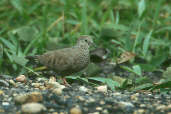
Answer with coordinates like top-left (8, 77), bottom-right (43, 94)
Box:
top-left (117, 52), bottom-right (136, 64)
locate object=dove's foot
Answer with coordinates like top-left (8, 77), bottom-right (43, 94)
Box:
top-left (62, 78), bottom-right (71, 87)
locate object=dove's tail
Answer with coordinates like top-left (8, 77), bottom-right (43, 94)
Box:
top-left (25, 55), bottom-right (39, 63)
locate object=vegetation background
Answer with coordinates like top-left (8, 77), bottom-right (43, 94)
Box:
top-left (0, 0), bottom-right (171, 90)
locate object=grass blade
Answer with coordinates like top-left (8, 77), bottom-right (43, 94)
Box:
top-left (143, 30), bottom-right (153, 57)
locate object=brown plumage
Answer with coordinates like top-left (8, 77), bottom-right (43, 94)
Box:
top-left (26, 35), bottom-right (94, 85)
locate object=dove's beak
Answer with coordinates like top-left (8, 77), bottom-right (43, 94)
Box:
top-left (92, 42), bottom-right (97, 48)
top-left (87, 35), bottom-right (96, 47)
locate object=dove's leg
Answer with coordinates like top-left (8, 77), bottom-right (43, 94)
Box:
top-left (62, 78), bottom-right (71, 87)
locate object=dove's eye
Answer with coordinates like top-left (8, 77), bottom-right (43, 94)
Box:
top-left (85, 39), bottom-right (88, 42)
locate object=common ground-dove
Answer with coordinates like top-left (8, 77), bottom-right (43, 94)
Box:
top-left (26, 35), bottom-right (94, 85)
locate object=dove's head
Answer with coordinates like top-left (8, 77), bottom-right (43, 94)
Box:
top-left (77, 35), bottom-right (94, 48)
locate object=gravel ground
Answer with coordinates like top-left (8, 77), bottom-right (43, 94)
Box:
top-left (0, 75), bottom-right (171, 114)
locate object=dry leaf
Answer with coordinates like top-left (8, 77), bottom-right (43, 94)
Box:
top-left (117, 52), bottom-right (136, 64)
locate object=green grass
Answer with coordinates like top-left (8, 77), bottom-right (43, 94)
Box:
top-left (0, 0), bottom-right (171, 90)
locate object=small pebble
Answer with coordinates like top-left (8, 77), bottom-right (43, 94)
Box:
top-left (134, 109), bottom-right (146, 114)
top-left (36, 77), bottom-right (47, 82)
top-left (2, 102), bottom-right (9, 106)
top-left (76, 96), bottom-right (85, 101)
top-left (32, 83), bottom-right (41, 88)
top-left (16, 75), bottom-right (27, 83)
top-left (14, 92), bottom-right (43, 104)
top-left (139, 104), bottom-right (146, 108)
top-left (88, 97), bottom-right (95, 103)
top-left (70, 107), bottom-right (82, 114)
top-left (9, 79), bottom-right (17, 87)
top-left (0, 109), bottom-right (4, 113)
top-left (131, 93), bottom-right (139, 101)
top-left (0, 80), bottom-right (9, 87)
top-left (156, 105), bottom-right (166, 110)
top-left (96, 107), bottom-right (103, 111)
top-left (21, 103), bottom-right (46, 114)
top-left (0, 90), bottom-right (4, 95)
top-left (52, 112), bottom-right (58, 114)
top-left (49, 76), bottom-right (56, 83)
top-left (96, 85), bottom-right (107, 93)
top-left (52, 88), bottom-right (63, 95)
top-left (79, 86), bottom-right (88, 92)
top-left (99, 100), bottom-right (105, 105)
top-left (102, 109), bottom-right (109, 114)
top-left (118, 101), bottom-right (134, 111)
top-left (45, 81), bottom-right (61, 89)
